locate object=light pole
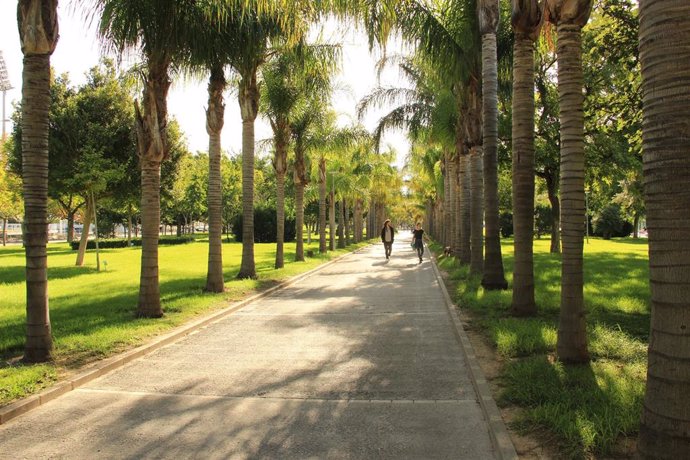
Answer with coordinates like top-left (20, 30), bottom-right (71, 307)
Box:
top-left (0, 51), bottom-right (13, 141)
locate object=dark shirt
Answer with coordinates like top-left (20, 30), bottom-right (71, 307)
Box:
top-left (413, 229), bottom-right (424, 241)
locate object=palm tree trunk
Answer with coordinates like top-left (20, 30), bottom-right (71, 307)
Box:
top-left (295, 183), bottom-right (305, 262)
top-left (443, 160), bottom-right (452, 247)
top-left (329, 191), bottom-right (336, 251)
top-left (318, 158), bottom-right (327, 253)
top-left (448, 155), bottom-right (459, 256)
top-left (2, 218), bottom-right (6, 246)
top-left (637, 1), bottom-right (690, 456)
top-left (511, 33), bottom-right (537, 315)
top-left (20, 51), bottom-right (54, 363)
top-left (460, 153), bottom-right (471, 264)
top-left (343, 198), bottom-right (350, 246)
top-left (470, 147), bottom-right (484, 275)
top-left (481, 30), bottom-right (507, 290)
top-left (555, 23), bottom-right (589, 363)
top-left (545, 172), bottom-right (561, 253)
top-left (138, 158), bottom-right (163, 316)
top-left (337, 199), bottom-right (345, 248)
top-left (205, 66), bottom-right (225, 291)
top-left (275, 172), bottom-right (286, 268)
top-left (237, 75), bottom-right (259, 279)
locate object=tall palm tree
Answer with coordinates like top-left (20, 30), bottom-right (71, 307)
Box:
top-left (203, 63), bottom-right (226, 291)
top-left (510, 0), bottom-right (543, 315)
top-left (94, 0), bottom-right (201, 316)
top-left (637, 0), bottom-right (690, 456)
top-left (545, 0), bottom-right (593, 363)
top-left (478, 0), bottom-right (507, 289)
top-left (228, 7), bottom-right (306, 279)
top-left (17, 0), bottom-right (59, 363)
top-left (262, 42), bottom-right (340, 265)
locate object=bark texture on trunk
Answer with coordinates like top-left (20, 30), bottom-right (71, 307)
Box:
top-left (545, 172), bottom-right (561, 253)
top-left (318, 158), bottom-right (327, 253)
top-left (75, 198), bottom-right (92, 267)
top-left (638, 1), bottom-right (690, 456)
top-left (205, 66), bottom-right (225, 292)
top-left (443, 160), bottom-right (451, 247)
top-left (470, 147), bottom-right (484, 275)
top-left (448, 154), bottom-right (459, 256)
top-left (459, 154), bottom-right (471, 264)
top-left (18, 0), bottom-right (59, 363)
top-left (329, 191), bottom-right (336, 251)
top-left (480, 30), bottom-right (507, 290)
top-left (21, 53), bottom-right (53, 362)
top-left (511, 33), bottom-right (537, 315)
top-left (295, 183), bottom-right (305, 262)
top-left (554, 22), bottom-right (589, 363)
top-left (237, 73), bottom-right (259, 279)
top-left (275, 172), bottom-right (286, 268)
top-left (138, 158), bottom-right (162, 317)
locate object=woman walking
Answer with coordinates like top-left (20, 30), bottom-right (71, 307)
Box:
top-left (380, 219), bottom-right (395, 259)
top-left (412, 222), bottom-right (425, 263)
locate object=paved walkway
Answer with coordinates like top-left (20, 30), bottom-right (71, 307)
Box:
top-left (0, 241), bottom-right (512, 459)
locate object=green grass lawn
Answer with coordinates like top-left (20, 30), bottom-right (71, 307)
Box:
top-left (433, 237), bottom-right (649, 458)
top-left (0, 237), bottom-right (370, 406)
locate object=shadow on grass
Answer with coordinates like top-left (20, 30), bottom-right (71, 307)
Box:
top-left (501, 355), bottom-right (643, 458)
top-left (0, 265), bottom-right (99, 285)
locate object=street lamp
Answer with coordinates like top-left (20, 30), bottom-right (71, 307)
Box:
top-left (0, 51), bottom-right (13, 141)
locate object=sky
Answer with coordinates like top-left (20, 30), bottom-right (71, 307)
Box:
top-left (0, 3), bottom-right (410, 167)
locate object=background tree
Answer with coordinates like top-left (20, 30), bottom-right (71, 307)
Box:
top-left (545, 0), bottom-right (593, 364)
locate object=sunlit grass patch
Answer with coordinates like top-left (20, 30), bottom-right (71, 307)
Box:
top-left (0, 364), bottom-right (57, 406)
top-left (501, 356), bottom-right (645, 458)
top-left (489, 318), bottom-right (557, 358)
top-left (0, 238), bottom-right (370, 406)
top-left (434, 236), bottom-right (651, 457)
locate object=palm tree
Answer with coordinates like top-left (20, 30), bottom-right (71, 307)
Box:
top-left (261, 42), bottom-right (340, 266)
top-left (17, 0), bottom-right (59, 362)
top-left (478, 0), bottom-right (507, 289)
top-left (94, 0), bottom-right (203, 316)
top-left (545, 0), bottom-right (593, 363)
top-left (637, 0), bottom-right (690, 456)
top-left (203, 64), bottom-right (226, 291)
top-left (510, 0), bottom-right (543, 315)
top-left (227, 7), bottom-right (306, 279)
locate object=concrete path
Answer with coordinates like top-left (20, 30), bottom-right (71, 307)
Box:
top-left (0, 241), bottom-right (511, 459)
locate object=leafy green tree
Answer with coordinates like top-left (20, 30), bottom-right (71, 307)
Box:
top-left (0, 143), bottom-right (22, 246)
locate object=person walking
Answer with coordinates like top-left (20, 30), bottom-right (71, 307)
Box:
top-left (412, 222), bottom-right (425, 263)
top-left (380, 219), bottom-right (395, 259)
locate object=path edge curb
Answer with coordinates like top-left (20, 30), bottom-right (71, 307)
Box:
top-left (429, 253), bottom-right (519, 460)
top-left (0, 246), bottom-right (367, 426)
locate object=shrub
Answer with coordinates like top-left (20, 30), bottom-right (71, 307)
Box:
top-left (593, 204), bottom-right (632, 239)
top-left (231, 207), bottom-right (296, 243)
top-left (70, 236), bottom-right (194, 250)
top-left (499, 211), bottom-right (513, 238)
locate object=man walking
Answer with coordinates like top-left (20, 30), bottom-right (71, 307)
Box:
top-left (380, 219), bottom-right (395, 259)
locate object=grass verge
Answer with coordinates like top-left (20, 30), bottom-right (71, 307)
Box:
top-left (431, 237), bottom-right (648, 458)
top-left (1, 238), bottom-right (371, 406)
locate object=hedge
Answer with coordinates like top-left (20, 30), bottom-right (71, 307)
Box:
top-left (70, 236), bottom-right (194, 250)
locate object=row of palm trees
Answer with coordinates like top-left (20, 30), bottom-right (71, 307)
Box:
top-left (17, 0), bottom-right (400, 359)
top-left (16, 0), bottom-right (690, 456)
top-left (359, 0), bottom-right (690, 456)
